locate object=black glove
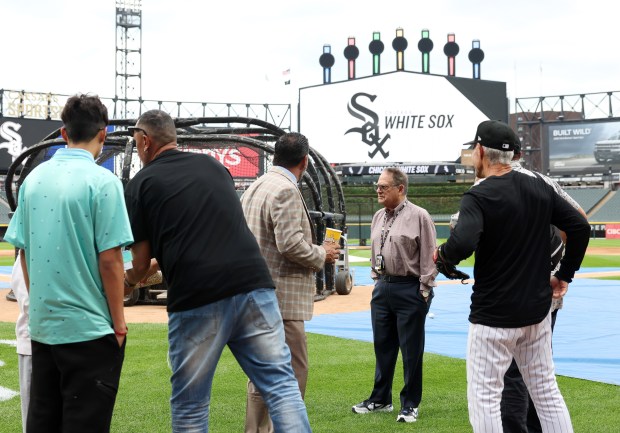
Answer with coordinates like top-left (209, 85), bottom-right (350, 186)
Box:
top-left (435, 244), bottom-right (470, 284)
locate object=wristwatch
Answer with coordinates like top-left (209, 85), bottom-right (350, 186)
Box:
top-left (420, 289), bottom-right (431, 299)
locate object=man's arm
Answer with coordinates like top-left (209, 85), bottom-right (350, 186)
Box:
top-left (99, 246), bottom-right (127, 346)
top-left (441, 193), bottom-right (483, 265)
top-left (419, 211), bottom-right (438, 293)
top-left (19, 249), bottom-right (30, 293)
top-left (272, 187), bottom-right (332, 269)
top-left (551, 194), bottom-right (591, 283)
top-left (125, 240), bottom-right (152, 292)
top-left (541, 174), bottom-right (587, 242)
top-left (557, 207), bottom-right (587, 244)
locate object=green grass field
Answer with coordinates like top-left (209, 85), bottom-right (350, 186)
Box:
top-left (1, 240), bottom-right (618, 432)
top-left (0, 242), bottom-right (15, 266)
top-left (0, 325), bottom-right (617, 433)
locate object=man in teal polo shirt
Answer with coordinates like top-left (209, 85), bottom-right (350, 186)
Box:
top-left (5, 94), bottom-right (134, 433)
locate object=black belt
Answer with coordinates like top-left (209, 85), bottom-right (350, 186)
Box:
top-left (378, 275), bottom-right (418, 283)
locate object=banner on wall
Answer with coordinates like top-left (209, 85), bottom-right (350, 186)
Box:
top-left (606, 224), bottom-right (620, 239)
top-left (340, 164), bottom-right (457, 176)
top-left (0, 117), bottom-right (61, 173)
top-left (179, 145), bottom-right (262, 178)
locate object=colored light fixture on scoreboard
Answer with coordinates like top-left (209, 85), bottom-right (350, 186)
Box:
top-left (443, 33), bottom-right (460, 77)
top-left (392, 27), bottom-right (408, 71)
top-left (343, 37), bottom-right (360, 80)
top-left (417, 29), bottom-right (433, 74)
top-left (369, 31), bottom-right (384, 75)
top-left (319, 44), bottom-right (335, 84)
top-left (468, 40), bottom-right (485, 80)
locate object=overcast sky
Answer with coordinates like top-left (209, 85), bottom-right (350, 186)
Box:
top-left (2, 0), bottom-right (618, 110)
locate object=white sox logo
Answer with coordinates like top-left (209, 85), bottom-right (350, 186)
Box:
top-left (0, 121), bottom-right (25, 162)
top-left (345, 92), bottom-right (391, 159)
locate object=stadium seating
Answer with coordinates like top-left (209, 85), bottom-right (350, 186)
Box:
top-left (0, 201), bottom-right (11, 225)
top-left (588, 191), bottom-right (620, 223)
top-left (564, 188), bottom-right (608, 214)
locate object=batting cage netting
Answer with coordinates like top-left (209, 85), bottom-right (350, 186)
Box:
top-left (4, 117), bottom-right (353, 304)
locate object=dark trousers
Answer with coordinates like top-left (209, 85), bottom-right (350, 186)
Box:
top-left (27, 334), bottom-right (126, 433)
top-left (368, 279), bottom-right (432, 409)
top-left (500, 309), bottom-right (558, 433)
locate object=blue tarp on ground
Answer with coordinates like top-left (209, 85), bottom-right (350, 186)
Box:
top-left (307, 266), bottom-right (620, 386)
top-left (0, 266), bottom-right (12, 289)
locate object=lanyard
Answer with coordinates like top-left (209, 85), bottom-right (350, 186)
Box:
top-left (380, 201), bottom-right (406, 253)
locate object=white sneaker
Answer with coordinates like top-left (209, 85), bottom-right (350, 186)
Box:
top-left (352, 400), bottom-right (394, 414)
top-left (396, 407), bottom-right (418, 422)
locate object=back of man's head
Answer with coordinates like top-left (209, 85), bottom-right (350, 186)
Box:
top-left (61, 94), bottom-right (108, 143)
top-left (138, 110), bottom-right (177, 146)
top-left (273, 132), bottom-right (309, 169)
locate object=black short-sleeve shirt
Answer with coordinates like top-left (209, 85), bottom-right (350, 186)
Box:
top-left (125, 150), bottom-right (274, 312)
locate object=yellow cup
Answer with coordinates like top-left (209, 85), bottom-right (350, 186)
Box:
top-left (325, 227), bottom-right (342, 243)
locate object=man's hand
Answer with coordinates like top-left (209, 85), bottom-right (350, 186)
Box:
top-left (322, 241), bottom-right (341, 263)
top-left (114, 327), bottom-right (127, 347)
top-left (434, 244), bottom-right (470, 283)
top-left (550, 276), bottom-right (568, 299)
top-left (123, 273), bottom-right (137, 296)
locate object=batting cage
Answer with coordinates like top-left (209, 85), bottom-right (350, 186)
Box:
top-left (4, 117), bottom-right (353, 305)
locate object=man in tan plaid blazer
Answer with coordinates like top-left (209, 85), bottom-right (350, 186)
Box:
top-left (241, 132), bottom-right (340, 433)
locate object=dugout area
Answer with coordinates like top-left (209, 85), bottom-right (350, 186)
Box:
top-left (3, 117), bottom-right (353, 303)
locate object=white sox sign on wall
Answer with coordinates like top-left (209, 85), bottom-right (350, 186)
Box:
top-left (299, 71), bottom-right (507, 164)
top-left (0, 118), bottom-right (61, 173)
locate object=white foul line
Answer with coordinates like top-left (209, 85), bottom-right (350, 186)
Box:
top-left (0, 340), bottom-right (20, 401)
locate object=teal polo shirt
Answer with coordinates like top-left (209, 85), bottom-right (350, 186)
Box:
top-left (5, 148), bottom-right (134, 345)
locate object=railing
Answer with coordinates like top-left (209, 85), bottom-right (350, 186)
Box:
top-left (0, 89), bottom-right (291, 131)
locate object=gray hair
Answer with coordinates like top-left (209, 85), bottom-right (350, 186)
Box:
top-left (482, 146), bottom-right (514, 165)
top-left (384, 167), bottom-right (408, 195)
top-left (137, 110), bottom-right (177, 146)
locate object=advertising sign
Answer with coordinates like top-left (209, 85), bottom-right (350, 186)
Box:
top-left (606, 224), bottom-right (620, 239)
top-left (341, 164), bottom-right (456, 176)
top-left (548, 120), bottom-right (620, 175)
top-left (179, 145), bottom-right (262, 178)
top-left (0, 117), bottom-right (61, 173)
top-left (299, 72), bottom-right (507, 164)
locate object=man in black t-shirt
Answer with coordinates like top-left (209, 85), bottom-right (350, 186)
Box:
top-left (124, 110), bottom-right (311, 433)
top-left (438, 120), bottom-right (590, 433)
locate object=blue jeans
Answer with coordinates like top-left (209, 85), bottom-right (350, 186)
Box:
top-left (168, 288), bottom-right (311, 433)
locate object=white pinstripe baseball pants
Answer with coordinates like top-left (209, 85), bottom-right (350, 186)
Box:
top-left (466, 311), bottom-right (573, 433)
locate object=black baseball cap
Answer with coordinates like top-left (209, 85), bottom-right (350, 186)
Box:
top-left (463, 120), bottom-right (519, 151)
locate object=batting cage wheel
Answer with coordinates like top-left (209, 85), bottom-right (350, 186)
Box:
top-left (335, 270), bottom-right (353, 295)
top-left (123, 288), bottom-right (140, 307)
top-left (4, 116), bottom-right (353, 302)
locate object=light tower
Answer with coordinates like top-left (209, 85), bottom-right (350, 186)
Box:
top-left (115, 0), bottom-right (142, 119)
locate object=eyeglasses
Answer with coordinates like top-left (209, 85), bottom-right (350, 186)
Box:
top-left (374, 183), bottom-right (398, 192)
top-left (128, 126), bottom-right (148, 136)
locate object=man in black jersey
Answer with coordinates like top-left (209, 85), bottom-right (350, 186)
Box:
top-left (437, 120), bottom-right (590, 433)
top-left (124, 110), bottom-right (311, 433)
